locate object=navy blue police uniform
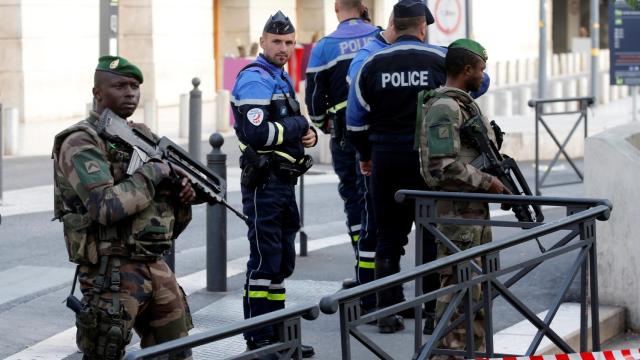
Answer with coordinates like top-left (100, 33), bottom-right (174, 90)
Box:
top-left (230, 12), bottom-right (316, 355)
top-left (304, 17), bottom-right (379, 297)
top-left (346, 0), bottom-right (443, 333)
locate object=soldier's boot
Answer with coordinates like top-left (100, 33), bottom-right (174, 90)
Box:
top-left (375, 258), bottom-right (405, 334)
top-left (422, 272), bottom-right (439, 335)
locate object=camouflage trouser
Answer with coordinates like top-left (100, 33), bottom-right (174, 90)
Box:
top-left (77, 258), bottom-right (193, 360)
top-left (434, 200), bottom-right (491, 355)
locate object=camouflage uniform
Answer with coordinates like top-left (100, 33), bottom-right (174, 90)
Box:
top-left (419, 87), bottom-right (497, 353)
top-left (53, 112), bottom-right (193, 360)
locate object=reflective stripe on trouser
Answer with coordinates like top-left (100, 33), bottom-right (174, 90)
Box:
top-left (241, 175), bottom-right (299, 342)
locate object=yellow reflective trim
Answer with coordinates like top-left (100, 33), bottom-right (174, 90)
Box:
top-left (273, 151), bottom-right (296, 163)
top-left (328, 101), bottom-right (347, 114)
top-left (243, 290), bottom-right (269, 298)
top-left (239, 142), bottom-right (248, 151)
top-left (267, 293), bottom-right (286, 301)
top-left (275, 123), bottom-right (284, 145)
top-left (358, 260), bottom-right (375, 269)
top-left (351, 234), bottom-right (360, 242)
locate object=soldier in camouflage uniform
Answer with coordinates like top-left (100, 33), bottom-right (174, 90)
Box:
top-left (52, 56), bottom-right (197, 360)
top-left (418, 39), bottom-right (510, 356)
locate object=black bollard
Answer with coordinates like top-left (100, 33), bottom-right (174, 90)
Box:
top-left (207, 133), bottom-right (227, 291)
top-left (299, 175), bottom-right (307, 256)
top-left (189, 78), bottom-right (202, 162)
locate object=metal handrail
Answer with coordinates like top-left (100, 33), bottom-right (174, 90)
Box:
top-left (320, 191), bottom-right (611, 359)
top-left (320, 202), bottom-right (609, 314)
top-left (124, 304), bottom-right (319, 360)
top-left (528, 97), bottom-right (595, 106)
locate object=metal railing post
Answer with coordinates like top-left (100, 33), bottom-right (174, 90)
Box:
top-left (207, 133), bottom-right (227, 291)
top-left (299, 175), bottom-right (307, 256)
top-left (0, 103), bottom-right (3, 205)
top-left (189, 78), bottom-right (202, 162)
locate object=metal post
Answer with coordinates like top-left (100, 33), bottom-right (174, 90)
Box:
top-left (590, 0), bottom-right (600, 100)
top-left (207, 133), bottom-right (227, 291)
top-left (299, 176), bottom-right (307, 257)
top-left (99, 0), bottom-right (118, 56)
top-left (466, 0), bottom-right (473, 38)
top-left (0, 103), bottom-right (3, 205)
top-left (535, 104), bottom-right (540, 195)
top-left (189, 78), bottom-right (202, 162)
top-left (538, 0), bottom-right (548, 99)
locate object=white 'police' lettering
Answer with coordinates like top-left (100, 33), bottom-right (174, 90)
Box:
top-left (380, 71), bottom-right (430, 88)
top-left (339, 37), bottom-right (373, 55)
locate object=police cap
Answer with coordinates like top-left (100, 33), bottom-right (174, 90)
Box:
top-left (393, 0), bottom-right (435, 25)
top-left (95, 55), bottom-right (144, 84)
top-left (263, 10), bottom-right (295, 35)
top-left (449, 38), bottom-right (488, 61)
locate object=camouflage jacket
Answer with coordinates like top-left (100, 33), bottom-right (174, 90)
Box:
top-left (52, 112), bottom-right (192, 264)
top-left (419, 87), bottom-right (497, 193)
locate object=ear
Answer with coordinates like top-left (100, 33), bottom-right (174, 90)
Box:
top-left (259, 35), bottom-right (265, 50)
top-left (92, 86), bottom-right (101, 101)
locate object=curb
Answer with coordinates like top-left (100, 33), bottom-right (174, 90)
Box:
top-left (494, 303), bottom-right (625, 355)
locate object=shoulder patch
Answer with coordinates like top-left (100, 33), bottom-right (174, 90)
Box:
top-left (71, 149), bottom-right (112, 189)
top-left (247, 108), bottom-right (264, 126)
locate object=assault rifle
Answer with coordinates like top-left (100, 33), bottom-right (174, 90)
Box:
top-left (96, 109), bottom-right (248, 222)
top-left (460, 116), bottom-right (544, 225)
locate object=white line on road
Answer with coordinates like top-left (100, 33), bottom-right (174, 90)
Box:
top-left (0, 171), bottom-right (340, 218)
top-left (5, 233), bottom-right (351, 360)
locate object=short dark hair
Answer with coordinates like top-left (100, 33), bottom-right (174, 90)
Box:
top-left (445, 47), bottom-right (484, 77)
top-left (392, 16), bottom-right (425, 32)
top-left (338, 0), bottom-right (362, 10)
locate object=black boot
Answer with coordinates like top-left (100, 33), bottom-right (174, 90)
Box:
top-left (375, 258), bottom-right (405, 334)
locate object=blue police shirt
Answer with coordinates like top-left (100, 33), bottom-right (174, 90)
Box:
top-left (304, 18), bottom-right (378, 126)
top-left (346, 30), bottom-right (390, 85)
top-left (231, 54), bottom-right (310, 163)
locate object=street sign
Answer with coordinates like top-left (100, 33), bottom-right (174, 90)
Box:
top-left (608, 0), bottom-right (640, 86)
top-left (427, 0), bottom-right (467, 46)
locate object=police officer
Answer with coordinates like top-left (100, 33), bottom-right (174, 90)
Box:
top-left (304, 0), bottom-right (379, 296)
top-left (419, 39), bottom-right (509, 356)
top-left (231, 11), bottom-right (317, 358)
top-left (53, 56), bottom-right (196, 359)
top-left (346, 0), bottom-right (445, 334)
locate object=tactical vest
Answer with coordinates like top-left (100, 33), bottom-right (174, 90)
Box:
top-left (416, 87), bottom-right (497, 188)
top-left (52, 117), bottom-right (187, 264)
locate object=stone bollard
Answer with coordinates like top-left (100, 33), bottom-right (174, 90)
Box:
top-left (207, 133), bottom-right (227, 291)
top-left (551, 81), bottom-right (565, 112)
top-left (518, 86), bottom-right (533, 115)
top-left (3, 107), bottom-right (19, 156)
top-left (479, 92), bottom-right (495, 118)
top-left (565, 79), bottom-right (578, 111)
top-left (578, 76), bottom-right (589, 97)
top-left (496, 90), bottom-right (513, 117)
top-left (215, 90), bottom-right (231, 132)
top-left (143, 99), bottom-right (157, 133)
top-left (189, 78), bottom-right (202, 162)
top-left (599, 73), bottom-right (610, 105)
top-left (179, 94), bottom-right (189, 138)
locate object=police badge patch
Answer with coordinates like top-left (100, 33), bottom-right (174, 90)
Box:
top-left (247, 108), bottom-right (264, 126)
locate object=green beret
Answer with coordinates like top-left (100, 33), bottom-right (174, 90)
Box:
top-left (95, 55), bottom-right (144, 84)
top-left (449, 39), bottom-right (488, 62)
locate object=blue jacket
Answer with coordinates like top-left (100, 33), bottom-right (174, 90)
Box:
top-left (304, 18), bottom-right (379, 126)
top-left (346, 30), bottom-right (390, 85)
top-left (231, 54), bottom-right (310, 163)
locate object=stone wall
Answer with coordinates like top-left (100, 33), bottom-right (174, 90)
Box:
top-left (585, 122), bottom-right (640, 331)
